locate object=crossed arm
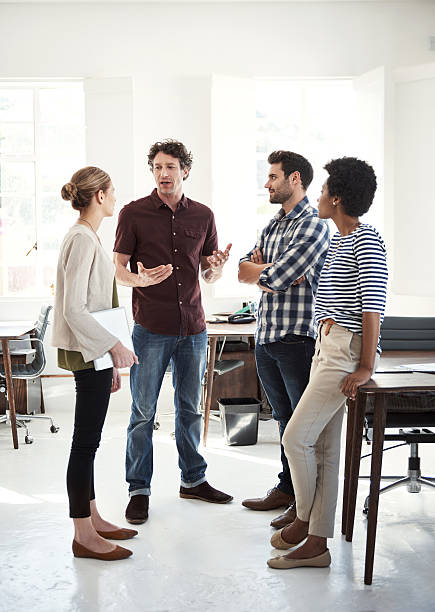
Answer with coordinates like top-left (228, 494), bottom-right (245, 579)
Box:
top-left (238, 248), bottom-right (305, 292)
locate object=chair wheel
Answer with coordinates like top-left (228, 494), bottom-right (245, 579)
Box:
top-left (50, 425), bottom-right (59, 433)
top-left (25, 435), bottom-right (33, 444)
top-left (153, 422), bottom-right (160, 430)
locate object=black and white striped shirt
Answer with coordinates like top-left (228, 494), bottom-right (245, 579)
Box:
top-left (315, 224), bottom-right (388, 352)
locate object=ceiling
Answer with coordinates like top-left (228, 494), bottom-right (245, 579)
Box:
top-left (0, 0), bottom-right (423, 3)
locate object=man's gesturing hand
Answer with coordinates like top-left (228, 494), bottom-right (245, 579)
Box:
top-left (137, 262), bottom-right (173, 287)
top-left (206, 243), bottom-right (232, 271)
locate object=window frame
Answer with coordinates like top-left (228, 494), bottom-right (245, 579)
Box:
top-left (0, 79), bottom-right (85, 299)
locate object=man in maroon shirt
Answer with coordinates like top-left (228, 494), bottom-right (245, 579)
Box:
top-left (114, 139), bottom-right (232, 524)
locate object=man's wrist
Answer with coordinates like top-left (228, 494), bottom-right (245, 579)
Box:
top-left (202, 266), bottom-right (221, 281)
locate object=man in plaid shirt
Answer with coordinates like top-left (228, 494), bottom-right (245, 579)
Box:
top-left (239, 150), bottom-right (329, 528)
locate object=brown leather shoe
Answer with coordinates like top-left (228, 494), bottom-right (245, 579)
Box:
top-left (125, 495), bottom-right (149, 524)
top-left (72, 540), bottom-right (132, 561)
top-left (97, 528), bottom-right (138, 540)
top-left (180, 482), bottom-right (233, 504)
top-left (270, 503), bottom-right (297, 529)
top-left (242, 488), bottom-right (294, 511)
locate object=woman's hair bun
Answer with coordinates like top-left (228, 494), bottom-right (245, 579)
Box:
top-left (62, 167), bottom-right (111, 210)
top-left (61, 182), bottom-right (78, 202)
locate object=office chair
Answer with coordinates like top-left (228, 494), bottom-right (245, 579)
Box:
top-left (0, 305), bottom-right (59, 444)
top-left (361, 316), bottom-right (435, 513)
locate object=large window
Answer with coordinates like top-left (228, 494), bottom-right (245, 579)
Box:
top-left (0, 82), bottom-right (85, 297)
top-left (211, 77), bottom-right (357, 299)
top-left (256, 79), bottom-right (356, 233)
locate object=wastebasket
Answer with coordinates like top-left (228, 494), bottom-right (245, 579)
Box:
top-left (218, 397), bottom-right (261, 446)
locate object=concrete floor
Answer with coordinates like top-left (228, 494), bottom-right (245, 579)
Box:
top-left (1, 376), bottom-right (435, 612)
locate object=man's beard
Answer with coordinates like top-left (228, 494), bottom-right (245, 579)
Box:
top-left (269, 187), bottom-right (292, 204)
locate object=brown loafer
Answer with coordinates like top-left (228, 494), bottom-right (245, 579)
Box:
top-left (267, 550), bottom-right (331, 569)
top-left (72, 539), bottom-right (132, 561)
top-left (242, 488), bottom-right (294, 511)
top-left (125, 495), bottom-right (149, 524)
top-left (270, 503), bottom-right (297, 529)
top-left (180, 482), bottom-right (233, 504)
top-left (96, 528), bottom-right (138, 540)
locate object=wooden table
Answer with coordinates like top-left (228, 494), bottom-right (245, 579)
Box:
top-left (342, 350), bottom-right (435, 584)
top-left (203, 321), bottom-right (257, 445)
top-left (0, 321), bottom-right (35, 449)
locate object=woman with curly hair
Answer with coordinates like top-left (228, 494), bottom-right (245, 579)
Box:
top-left (267, 157), bottom-right (388, 570)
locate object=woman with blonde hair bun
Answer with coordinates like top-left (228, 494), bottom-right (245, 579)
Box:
top-left (52, 166), bottom-right (139, 561)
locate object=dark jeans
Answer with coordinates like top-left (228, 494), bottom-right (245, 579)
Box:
top-left (255, 333), bottom-right (315, 496)
top-left (67, 367), bottom-right (113, 518)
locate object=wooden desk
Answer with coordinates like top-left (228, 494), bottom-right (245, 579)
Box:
top-left (203, 321), bottom-right (257, 445)
top-left (342, 350), bottom-right (435, 585)
top-left (0, 321), bottom-right (35, 449)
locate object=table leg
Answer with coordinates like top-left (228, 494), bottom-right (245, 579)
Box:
top-left (345, 392), bottom-right (366, 542)
top-left (203, 337), bottom-right (217, 447)
top-left (342, 399), bottom-right (355, 535)
top-left (364, 393), bottom-right (387, 585)
top-left (1, 339), bottom-right (19, 449)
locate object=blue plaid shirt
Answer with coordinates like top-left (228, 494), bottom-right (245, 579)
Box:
top-left (240, 197), bottom-right (330, 345)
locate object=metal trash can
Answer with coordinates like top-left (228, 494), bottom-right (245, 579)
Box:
top-left (218, 397), bottom-right (261, 446)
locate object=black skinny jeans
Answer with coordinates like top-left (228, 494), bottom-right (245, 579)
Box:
top-left (67, 367), bottom-right (113, 518)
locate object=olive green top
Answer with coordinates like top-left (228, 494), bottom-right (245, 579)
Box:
top-left (57, 280), bottom-right (119, 372)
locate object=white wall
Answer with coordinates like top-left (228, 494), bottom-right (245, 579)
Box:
top-left (393, 68), bottom-right (435, 297)
top-left (1, 2), bottom-right (434, 78)
top-left (1, 1), bottom-right (435, 372)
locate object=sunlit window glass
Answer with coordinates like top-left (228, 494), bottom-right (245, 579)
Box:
top-left (0, 82), bottom-right (85, 297)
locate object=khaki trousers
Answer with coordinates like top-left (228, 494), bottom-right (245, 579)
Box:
top-left (282, 322), bottom-right (377, 538)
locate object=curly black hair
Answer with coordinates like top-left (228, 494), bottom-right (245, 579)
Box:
top-left (268, 150), bottom-right (313, 190)
top-left (148, 139), bottom-right (193, 177)
top-left (324, 157), bottom-right (377, 217)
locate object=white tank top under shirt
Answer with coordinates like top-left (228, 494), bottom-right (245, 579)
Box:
top-left (315, 223), bottom-right (388, 353)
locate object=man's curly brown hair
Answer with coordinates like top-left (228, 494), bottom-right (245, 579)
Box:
top-left (148, 140), bottom-right (193, 179)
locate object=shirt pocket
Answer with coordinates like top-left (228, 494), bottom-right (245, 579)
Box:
top-left (184, 228), bottom-right (202, 240)
top-left (276, 230), bottom-right (293, 256)
top-left (183, 227), bottom-right (205, 257)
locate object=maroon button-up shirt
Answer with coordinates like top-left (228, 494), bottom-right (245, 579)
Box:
top-left (114, 189), bottom-right (218, 336)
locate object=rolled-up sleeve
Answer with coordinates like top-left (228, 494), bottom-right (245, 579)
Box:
top-left (259, 218), bottom-right (329, 292)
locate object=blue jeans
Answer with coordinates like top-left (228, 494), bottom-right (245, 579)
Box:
top-left (126, 324), bottom-right (208, 496)
top-left (255, 333), bottom-right (315, 496)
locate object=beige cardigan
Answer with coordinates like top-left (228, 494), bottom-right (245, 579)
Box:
top-left (51, 224), bottom-right (119, 362)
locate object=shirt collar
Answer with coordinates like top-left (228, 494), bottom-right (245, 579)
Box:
top-left (150, 188), bottom-right (188, 210)
top-left (274, 195), bottom-right (309, 222)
